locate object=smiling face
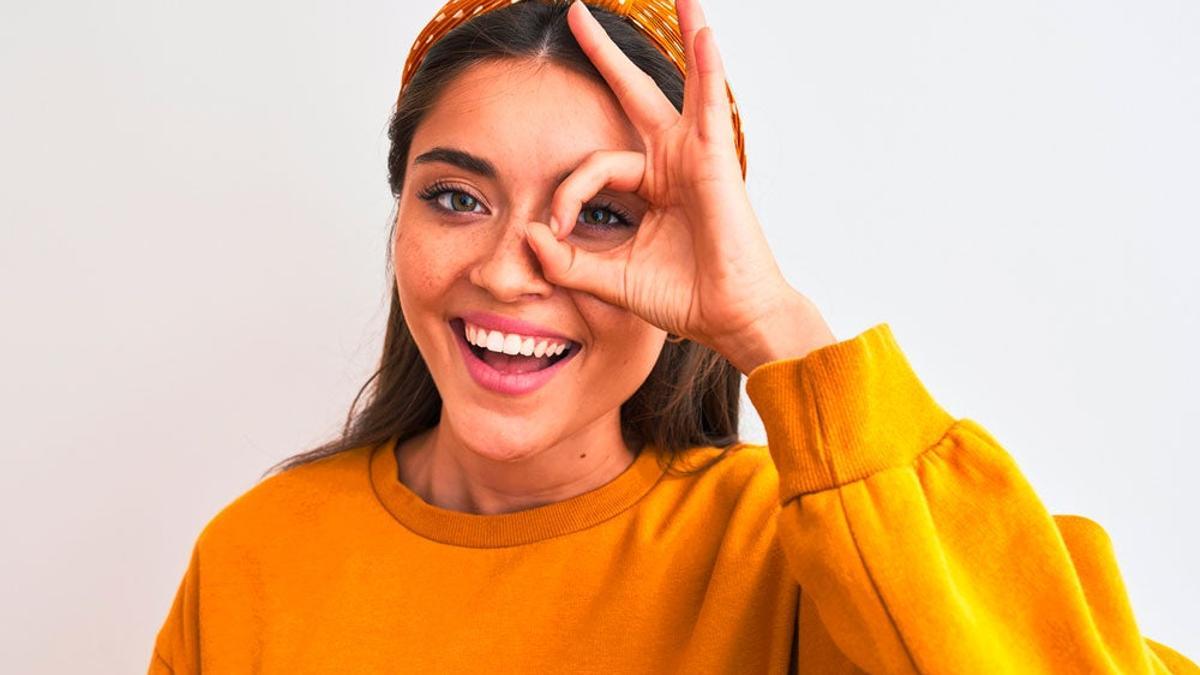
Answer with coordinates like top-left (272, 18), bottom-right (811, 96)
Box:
top-left (393, 58), bottom-right (669, 464)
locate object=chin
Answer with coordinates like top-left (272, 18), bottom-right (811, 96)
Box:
top-left (451, 414), bottom-right (554, 464)
top-left (462, 437), bottom-right (546, 464)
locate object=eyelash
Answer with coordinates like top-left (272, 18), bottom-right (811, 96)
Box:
top-left (415, 181), bottom-right (635, 230)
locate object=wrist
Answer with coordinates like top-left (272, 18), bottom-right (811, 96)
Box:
top-left (718, 292), bottom-right (837, 376)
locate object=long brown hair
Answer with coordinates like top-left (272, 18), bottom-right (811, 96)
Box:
top-left (263, 0), bottom-right (744, 480)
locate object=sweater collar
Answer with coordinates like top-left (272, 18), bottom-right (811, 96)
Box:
top-left (368, 436), bottom-right (667, 548)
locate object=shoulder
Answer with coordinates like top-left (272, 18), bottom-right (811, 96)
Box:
top-left (666, 440), bottom-right (778, 483)
top-left (194, 444), bottom-right (378, 554)
top-left (655, 442), bottom-right (781, 515)
top-left (640, 442), bottom-right (784, 554)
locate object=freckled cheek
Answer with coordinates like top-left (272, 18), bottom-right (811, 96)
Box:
top-left (393, 221), bottom-right (475, 305)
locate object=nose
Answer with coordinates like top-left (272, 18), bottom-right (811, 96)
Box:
top-left (468, 213), bottom-right (555, 302)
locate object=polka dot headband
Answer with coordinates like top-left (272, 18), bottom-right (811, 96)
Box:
top-left (399, 0), bottom-right (747, 178)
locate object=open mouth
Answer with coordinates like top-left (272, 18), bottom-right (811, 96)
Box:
top-left (450, 317), bottom-right (579, 374)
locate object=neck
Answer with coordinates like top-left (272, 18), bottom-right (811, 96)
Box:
top-left (396, 411), bottom-right (638, 515)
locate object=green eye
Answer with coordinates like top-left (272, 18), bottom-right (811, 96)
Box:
top-left (417, 181), bottom-right (485, 216)
top-left (577, 200), bottom-right (634, 230)
top-left (581, 206), bottom-right (616, 226)
top-left (448, 192), bottom-right (477, 212)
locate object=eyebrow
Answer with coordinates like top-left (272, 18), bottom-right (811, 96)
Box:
top-left (412, 146), bottom-right (575, 184)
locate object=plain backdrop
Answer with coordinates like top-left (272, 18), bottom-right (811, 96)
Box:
top-left (1, 0), bottom-right (1197, 671)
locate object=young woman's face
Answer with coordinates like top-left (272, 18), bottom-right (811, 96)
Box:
top-left (393, 58), bottom-right (669, 463)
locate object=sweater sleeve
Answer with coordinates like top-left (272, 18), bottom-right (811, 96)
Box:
top-left (147, 542), bottom-right (200, 675)
top-left (744, 322), bottom-right (1199, 675)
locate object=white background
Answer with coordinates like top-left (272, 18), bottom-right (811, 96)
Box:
top-left (1, 0), bottom-right (1196, 671)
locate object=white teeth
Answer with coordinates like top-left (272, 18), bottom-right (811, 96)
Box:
top-left (486, 330), bottom-right (505, 352)
top-left (502, 333), bottom-right (522, 355)
top-left (462, 321), bottom-right (571, 357)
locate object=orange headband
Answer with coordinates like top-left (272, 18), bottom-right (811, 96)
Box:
top-left (399, 0), bottom-right (747, 178)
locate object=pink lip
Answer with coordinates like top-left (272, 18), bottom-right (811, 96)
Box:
top-left (458, 311), bottom-right (577, 344)
top-left (449, 318), bottom-right (580, 396)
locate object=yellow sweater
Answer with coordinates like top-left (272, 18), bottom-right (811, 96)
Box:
top-left (149, 323), bottom-right (1199, 674)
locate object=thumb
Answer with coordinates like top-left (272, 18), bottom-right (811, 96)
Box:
top-left (525, 221), bottom-right (627, 307)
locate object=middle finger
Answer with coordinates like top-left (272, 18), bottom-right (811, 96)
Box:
top-left (567, 1), bottom-right (681, 135)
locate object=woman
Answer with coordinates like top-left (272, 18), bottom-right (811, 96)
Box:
top-left (148, 0), bottom-right (1199, 672)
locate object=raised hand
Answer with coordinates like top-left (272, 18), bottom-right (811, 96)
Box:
top-left (524, 0), bottom-right (834, 373)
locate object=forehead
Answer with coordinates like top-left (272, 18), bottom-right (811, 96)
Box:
top-left (408, 59), bottom-right (644, 184)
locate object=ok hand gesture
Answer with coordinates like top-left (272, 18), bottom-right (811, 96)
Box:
top-left (525, 0), bottom-right (835, 373)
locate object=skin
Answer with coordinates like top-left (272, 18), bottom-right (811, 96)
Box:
top-left (394, 0), bottom-right (837, 515)
top-left (392, 59), bottom-right (667, 515)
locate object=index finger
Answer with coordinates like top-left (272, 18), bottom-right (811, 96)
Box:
top-left (567, 1), bottom-right (680, 135)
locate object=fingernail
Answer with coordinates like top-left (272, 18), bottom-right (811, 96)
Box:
top-left (549, 216), bottom-right (560, 236)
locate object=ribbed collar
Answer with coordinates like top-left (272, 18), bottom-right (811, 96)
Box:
top-left (368, 437), bottom-right (667, 548)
